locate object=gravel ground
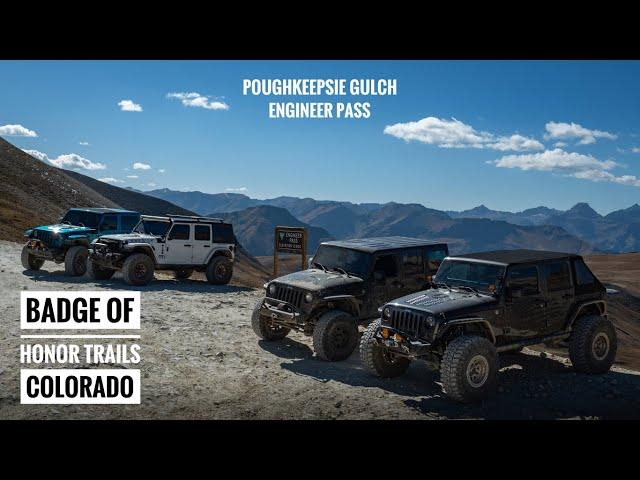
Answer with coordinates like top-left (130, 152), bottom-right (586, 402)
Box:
top-left (1, 240), bottom-right (640, 420)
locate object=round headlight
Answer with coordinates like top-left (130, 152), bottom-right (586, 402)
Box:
top-left (304, 292), bottom-right (313, 303)
top-left (426, 316), bottom-right (435, 327)
top-left (382, 307), bottom-right (391, 319)
top-left (268, 284), bottom-right (276, 295)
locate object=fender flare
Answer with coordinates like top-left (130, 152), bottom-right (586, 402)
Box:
top-left (436, 317), bottom-right (496, 344)
top-left (125, 244), bottom-right (157, 262)
top-left (321, 295), bottom-right (360, 318)
top-left (205, 248), bottom-right (233, 264)
top-left (566, 300), bottom-right (607, 330)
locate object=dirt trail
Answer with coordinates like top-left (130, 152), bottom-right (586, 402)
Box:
top-left (1, 240), bottom-right (639, 419)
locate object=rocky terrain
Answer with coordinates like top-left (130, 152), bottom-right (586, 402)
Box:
top-left (1, 240), bottom-right (639, 420)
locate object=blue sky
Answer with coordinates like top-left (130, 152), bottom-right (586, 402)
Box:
top-left (1, 60), bottom-right (639, 214)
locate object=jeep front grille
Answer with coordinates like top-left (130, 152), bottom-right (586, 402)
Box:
top-left (270, 285), bottom-right (304, 309)
top-left (387, 309), bottom-right (425, 337)
top-left (32, 230), bottom-right (55, 246)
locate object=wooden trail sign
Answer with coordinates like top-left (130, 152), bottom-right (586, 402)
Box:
top-left (273, 226), bottom-right (307, 277)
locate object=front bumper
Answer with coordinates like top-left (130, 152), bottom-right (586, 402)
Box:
top-left (258, 297), bottom-right (308, 327)
top-left (24, 240), bottom-right (63, 261)
top-left (374, 324), bottom-right (433, 357)
top-left (89, 244), bottom-right (124, 269)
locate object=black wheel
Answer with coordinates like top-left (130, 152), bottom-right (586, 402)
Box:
top-left (569, 315), bottom-right (617, 374)
top-left (21, 245), bottom-right (44, 270)
top-left (360, 319), bottom-right (410, 378)
top-left (251, 299), bottom-right (290, 341)
top-left (312, 310), bottom-right (359, 362)
top-left (86, 260), bottom-right (116, 280)
top-left (64, 245), bottom-right (88, 276)
top-left (122, 253), bottom-right (155, 286)
top-left (440, 335), bottom-right (498, 403)
top-left (175, 268), bottom-right (194, 279)
top-left (205, 256), bottom-right (233, 285)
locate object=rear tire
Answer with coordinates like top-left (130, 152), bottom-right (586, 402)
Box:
top-left (251, 299), bottom-right (290, 340)
top-left (205, 256), bottom-right (233, 285)
top-left (122, 253), bottom-right (155, 286)
top-left (21, 245), bottom-right (44, 270)
top-left (64, 245), bottom-right (88, 276)
top-left (175, 268), bottom-right (194, 279)
top-left (360, 319), bottom-right (410, 378)
top-left (313, 310), bottom-right (359, 362)
top-left (86, 260), bottom-right (116, 280)
top-left (440, 335), bottom-right (498, 403)
top-left (569, 315), bottom-right (617, 374)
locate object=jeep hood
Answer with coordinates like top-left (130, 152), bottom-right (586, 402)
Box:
top-left (388, 288), bottom-right (497, 316)
top-left (97, 233), bottom-right (157, 242)
top-left (272, 268), bottom-right (363, 292)
top-left (29, 224), bottom-right (95, 236)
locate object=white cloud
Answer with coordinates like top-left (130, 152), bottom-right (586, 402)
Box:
top-left (147, 182), bottom-right (157, 187)
top-left (554, 141), bottom-right (568, 148)
top-left (167, 92), bottom-right (229, 111)
top-left (225, 187), bottom-right (247, 192)
top-left (126, 175), bottom-right (139, 179)
top-left (23, 149), bottom-right (106, 170)
top-left (132, 162), bottom-right (151, 170)
top-left (118, 99), bottom-right (143, 112)
top-left (158, 168), bottom-right (165, 173)
top-left (23, 149), bottom-right (49, 162)
top-left (79, 141), bottom-right (90, 146)
top-left (0, 124), bottom-right (37, 137)
top-left (383, 117), bottom-right (543, 151)
top-left (99, 177), bottom-right (123, 184)
top-left (544, 121), bottom-right (617, 145)
top-left (491, 148), bottom-right (640, 187)
top-left (632, 147), bottom-right (640, 153)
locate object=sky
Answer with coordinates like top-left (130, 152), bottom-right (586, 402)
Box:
top-left (1, 60), bottom-right (639, 215)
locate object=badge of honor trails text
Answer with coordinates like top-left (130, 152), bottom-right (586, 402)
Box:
top-left (19, 291), bottom-right (142, 404)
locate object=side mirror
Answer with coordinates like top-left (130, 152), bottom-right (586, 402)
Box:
top-left (308, 257), bottom-right (314, 269)
top-left (374, 271), bottom-right (386, 284)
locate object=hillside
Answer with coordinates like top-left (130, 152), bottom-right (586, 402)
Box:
top-left (210, 205), bottom-right (333, 256)
top-left (64, 171), bottom-right (194, 216)
top-left (0, 137), bottom-right (119, 241)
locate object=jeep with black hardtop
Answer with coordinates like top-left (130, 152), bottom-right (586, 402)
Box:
top-left (252, 236), bottom-right (449, 361)
top-left (87, 214), bottom-right (236, 286)
top-left (360, 249), bottom-right (616, 402)
top-left (22, 208), bottom-right (140, 276)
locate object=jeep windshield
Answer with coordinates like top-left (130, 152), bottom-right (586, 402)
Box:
top-left (133, 219), bottom-right (170, 236)
top-left (60, 210), bottom-right (101, 228)
top-left (434, 259), bottom-right (505, 294)
top-left (312, 245), bottom-right (371, 277)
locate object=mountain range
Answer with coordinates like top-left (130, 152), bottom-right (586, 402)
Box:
top-left (145, 188), bottom-right (640, 255)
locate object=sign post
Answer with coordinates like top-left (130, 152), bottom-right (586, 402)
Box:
top-left (273, 226), bottom-right (307, 277)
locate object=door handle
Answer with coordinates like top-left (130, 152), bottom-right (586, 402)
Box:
top-left (184, 244), bottom-right (192, 247)
top-left (203, 245), bottom-right (210, 248)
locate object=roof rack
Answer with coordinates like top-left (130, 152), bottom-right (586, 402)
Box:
top-left (165, 214), bottom-right (225, 223)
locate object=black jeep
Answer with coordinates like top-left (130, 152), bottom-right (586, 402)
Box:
top-left (360, 249), bottom-right (616, 402)
top-left (252, 237), bottom-right (449, 361)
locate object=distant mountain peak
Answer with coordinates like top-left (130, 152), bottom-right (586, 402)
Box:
top-left (567, 202), bottom-right (600, 218)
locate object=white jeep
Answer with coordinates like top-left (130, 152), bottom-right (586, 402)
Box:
top-left (87, 215), bottom-right (235, 286)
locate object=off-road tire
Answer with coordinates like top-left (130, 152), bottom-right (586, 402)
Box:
top-left (313, 310), bottom-right (359, 362)
top-left (122, 253), bottom-right (155, 286)
top-left (360, 319), bottom-right (410, 378)
top-left (64, 245), bottom-right (88, 276)
top-left (174, 268), bottom-right (194, 279)
top-left (441, 335), bottom-right (498, 403)
top-left (86, 260), bottom-right (116, 280)
top-left (205, 256), bottom-right (233, 285)
top-left (569, 315), bottom-right (617, 374)
top-left (21, 245), bottom-right (44, 270)
top-left (251, 299), bottom-right (290, 341)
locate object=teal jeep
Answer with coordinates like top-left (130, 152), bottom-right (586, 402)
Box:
top-left (22, 208), bottom-right (140, 276)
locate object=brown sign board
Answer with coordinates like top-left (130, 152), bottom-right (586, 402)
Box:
top-left (273, 226), bottom-right (307, 276)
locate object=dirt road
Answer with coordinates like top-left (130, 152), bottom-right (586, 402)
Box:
top-left (1, 240), bottom-right (639, 420)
